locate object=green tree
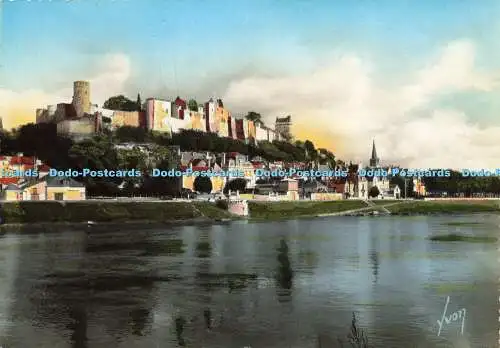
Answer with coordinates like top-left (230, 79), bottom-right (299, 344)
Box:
top-left (318, 148), bottom-right (336, 168)
top-left (272, 140), bottom-right (306, 161)
top-left (116, 146), bottom-right (147, 193)
top-left (303, 140), bottom-right (318, 164)
top-left (103, 95), bottom-right (137, 111)
top-left (187, 99), bottom-right (198, 112)
top-left (14, 123), bottom-right (73, 169)
top-left (68, 135), bottom-right (121, 195)
top-left (194, 176), bottom-right (213, 193)
top-left (368, 186), bottom-right (380, 198)
top-left (294, 140), bottom-right (304, 148)
top-left (223, 178), bottom-right (247, 194)
top-left (136, 93), bottom-right (142, 111)
top-left (117, 147), bottom-right (147, 170)
top-left (245, 111), bottom-right (263, 126)
top-left (114, 126), bottom-right (148, 143)
top-left (142, 158), bottom-right (180, 197)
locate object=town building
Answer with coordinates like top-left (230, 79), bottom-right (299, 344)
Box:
top-left (413, 177), bottom-right (426, 197)
top-left (343, 141), bottom-right (399, 199)
top-left (365, 140), bottom-right (393, 198)
top-left (3, 176), bottom-right (86, 201)
top-left (0, 155), bottom-right (86, 201)
top-left (180, 159), bottom-right (225, 194)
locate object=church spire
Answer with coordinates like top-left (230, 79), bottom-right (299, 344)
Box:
top-left (370, 139), bottom-right (380, 167)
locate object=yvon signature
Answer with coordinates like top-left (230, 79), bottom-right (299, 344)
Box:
top-left (436, 296), bottom-right (466, 336)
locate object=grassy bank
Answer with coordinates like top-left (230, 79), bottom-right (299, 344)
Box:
top-left (0, 201), bottom-right (234, 224)
top-left (2, 199), bottom-right (498, 224)
top-left (369, 200), bottom-right (398, 205)
top-left (386, 200), bottom-right (500, 215)
top-left (248, 200), bottom-right (366, 220)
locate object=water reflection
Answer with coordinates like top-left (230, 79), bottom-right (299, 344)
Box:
top-left (0, 216), bottom-right (496, 347)
top-left (370, 231), bottom-right (379, 283)
top-left (195, 227), bottom-right (213, 335)
top-left (275, 239), bottom-right (293, 301)
top-left (370, 250), bottom-right (379, 283)
top-left (68, 306), bottom-right (88, 348)
top-left (4, 225), bottom-right (191, 347)
top-left (174, 315), bottom-right (186, 346)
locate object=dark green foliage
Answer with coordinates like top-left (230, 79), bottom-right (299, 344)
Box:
top-left (368, 186), bottom-right (380, 198)
top-left (223, 178), bottom-right (247, 194)
top-left (103, 95), bottom-right (137, 111)
top-left (194, 176), bottom-right (212, 193)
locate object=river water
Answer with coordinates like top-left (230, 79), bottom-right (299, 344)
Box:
top-left (0, 215), bottom-right (497, 348)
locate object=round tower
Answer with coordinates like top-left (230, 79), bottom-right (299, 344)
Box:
top-left (72, 81), bottom-right (91, 117)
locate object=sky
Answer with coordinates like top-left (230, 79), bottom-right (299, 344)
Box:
top-left (1, 0), bottom-right (500, 168)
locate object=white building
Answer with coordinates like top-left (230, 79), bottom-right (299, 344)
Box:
top-left (365, 140), bottom-right (391, 198)
top-left (344, 140), bottom-right (393, 199)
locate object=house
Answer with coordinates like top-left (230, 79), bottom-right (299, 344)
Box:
top-left (326, 178), bottom-right (347, 194)
top-left (299, 179), bottom-right (329, 198)
top-left (3, 176), bottom-right (86, 201)
top-left (45, 176), bottom-right (86, 200)
top-left (0, 156), bottom-right (51, 190)
top-left (381, 185), bottom-right (401, 199)
top-left (180, 160), bottom-right (225, 193)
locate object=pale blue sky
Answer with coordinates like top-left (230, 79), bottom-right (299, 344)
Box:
top-left (2, 0), bottom-right (499, 93)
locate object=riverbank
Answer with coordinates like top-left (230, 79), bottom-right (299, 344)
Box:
top-left (248, 200), bottom-right (367, 220)
top-left (0, 201), bottom-right (235, 224)
top-left (385, 200), bottom-right (500, 215)
top-left (0, 199), bottom-right (499, 225)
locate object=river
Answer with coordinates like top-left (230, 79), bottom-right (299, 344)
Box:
top-left (0, 215), bottom-right (497, 347)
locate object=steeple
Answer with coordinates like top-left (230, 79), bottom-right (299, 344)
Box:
top-left (369, 139), bottom-right (379, 167)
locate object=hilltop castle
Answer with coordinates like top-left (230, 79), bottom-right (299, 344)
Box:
top-left (36, 81), bottom-right (293, 144)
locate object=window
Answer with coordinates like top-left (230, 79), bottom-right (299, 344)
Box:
top-left (54, 192), bottom-right (64, 201)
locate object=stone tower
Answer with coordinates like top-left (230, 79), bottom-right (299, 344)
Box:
top-left (369, 139), bottom-right (380, 167)
top-left (72, 81), bottom-right (91, 117)
top-left (275, 115), bottom-right (292, 141)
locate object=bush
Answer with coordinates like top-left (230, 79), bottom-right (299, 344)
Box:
top-left (194, 176), bottom-right (213, 193)
top-left (368, 186), bottom-right (380, 198)
top-left (223, 178), bottom-right (247, 194)
top-left (216, 199), bottom-right (228, 210)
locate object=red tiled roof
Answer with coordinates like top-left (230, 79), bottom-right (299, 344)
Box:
top-left (10, 156), bottom-right (36, 165)
top-left (192, 166), bottom-right (209, 171)
top-left (24, 164), bottom-right (34, 170)
top-left (179, 165), bottom-right (210, 172)
top-left (251, 162), bottom-right (264, 169)
top-left (327, 179), bottom-right (346, 187)
top-left (0, 178), bottom-right (19, 185)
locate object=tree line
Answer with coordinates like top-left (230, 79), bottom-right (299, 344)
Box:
top-left (0, 123), bottom-right (334, 196)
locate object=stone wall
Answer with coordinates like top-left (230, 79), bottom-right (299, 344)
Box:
top-left (228, 200), bottom-right (248, 216)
